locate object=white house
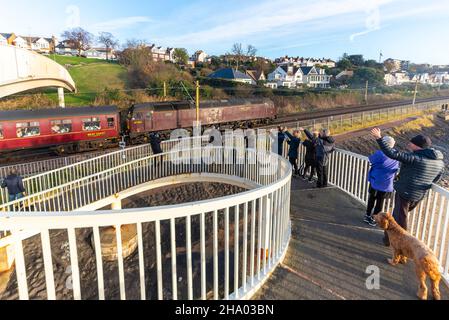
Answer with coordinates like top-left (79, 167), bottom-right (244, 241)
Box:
top-left (28, 37), bottom-right (52, 53)
top-left (304, 67), bottom-right (332, 88)
top-left (149, 45), bottom-right (175, 63)
top-left (193, 50), bottom-right (208, 63)
top-left (275, 56), bottom-right (336, 68)
top-left (84, 48), bottom-right (116, 60)
top-left (268, 64), bottom-right (331, 88)
top-left (0, 34), bottom-right (7, 46)
top-left (432, 72), bottom-right (449, 85)
top-left (55, 40), bottom-right (78, 56)
top-left (13, 36), bottom-right (28, 49)
top-left (384, 72), bottom-right (411, 86)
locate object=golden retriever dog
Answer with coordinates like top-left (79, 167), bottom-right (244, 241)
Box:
top-left (374, 212), bottom-right (441, 300)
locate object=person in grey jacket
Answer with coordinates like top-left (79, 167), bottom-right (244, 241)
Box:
top-left (371, 128), bottom-right (445, 246)
top-left (1, 169), bottom-right (26, 202)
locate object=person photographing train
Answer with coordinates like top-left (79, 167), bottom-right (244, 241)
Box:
top-left (282, 128), bottom-right (302, 177)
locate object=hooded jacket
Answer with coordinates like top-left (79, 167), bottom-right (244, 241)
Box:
top-left (377, 138), bottom-right (445, 201)
top-left (368, 150), bottom-right (400, 193)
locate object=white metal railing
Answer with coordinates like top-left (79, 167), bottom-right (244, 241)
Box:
top-left (0, 145), bottom-right (292, 300)
top-left (0, 137), bottom-right (207, 205)
top-left (304, 147), bottom-right (449, 285)
top-left (283, 99), bottom-right (449, 133)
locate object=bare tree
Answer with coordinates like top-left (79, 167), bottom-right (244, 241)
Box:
top-left (61, 27), bottom-right (93, 56)
top-left (98, 32), bottom-right (119, 60)
top-left (231, 43), bottom-right (244, 69)
top-left (246, 44), bottom-right (257, 58)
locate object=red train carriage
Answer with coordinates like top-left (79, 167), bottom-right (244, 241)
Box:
top-left (0, 106), bottom-right (120, 154)
top-left (127, 99), bottom-right (276, 143)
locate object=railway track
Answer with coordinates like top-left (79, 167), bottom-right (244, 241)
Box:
top-left (273, 96), bottom-right (449, 124)
top-left (1, 95), bottom-right (448, 167)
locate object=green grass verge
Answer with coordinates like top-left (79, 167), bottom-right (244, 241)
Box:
top-left (43, 55), bottom-right (128, 106)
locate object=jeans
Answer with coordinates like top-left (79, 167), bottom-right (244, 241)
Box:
top-left (8, 193), bottom-right (23, 202)
top-left (366, 186), bottom-right (388, 217)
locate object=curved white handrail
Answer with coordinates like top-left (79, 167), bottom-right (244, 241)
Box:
top-left (0, 144), bottom-right (292, 301)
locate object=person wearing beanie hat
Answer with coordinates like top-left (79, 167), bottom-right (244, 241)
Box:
top-left (371, 128), bottom-right (445, 247)
top-left (364, 136), bottom-right (400, 227)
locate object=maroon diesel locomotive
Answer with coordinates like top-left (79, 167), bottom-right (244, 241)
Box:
top-left (126, 98), bottom-right (276, 144)
top-left (0, 99), bottom-right (277, 154)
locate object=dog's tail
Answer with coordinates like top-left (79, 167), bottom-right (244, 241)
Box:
top-left (421, 255), bottom-right (442, 281)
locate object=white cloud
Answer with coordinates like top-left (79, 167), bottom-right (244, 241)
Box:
top-left (157, 0), bottom-right (395, 46)
top-left (91, 16), bottom-right (152, 32)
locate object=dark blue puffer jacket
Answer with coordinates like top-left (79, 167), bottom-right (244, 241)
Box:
top-left (284, 131), bottom-right (301, 159)
top-left (1, 174), bottom-right (26, 195)
top-left (377, 138), bottom-right (445, 201)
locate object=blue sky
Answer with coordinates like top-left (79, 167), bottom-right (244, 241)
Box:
top-left (2, 0), bottom-right (449, 64)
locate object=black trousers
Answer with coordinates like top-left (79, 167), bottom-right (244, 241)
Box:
top-left (316, 164), bottom-right (328, 188)
top-left (303, 159), bottom-right (316, 181)
top-left (366, 186), bottom-right (388, 217)
top-left (289, 157), bottom-right (298, 174)
top-left (384, 193), bottom-right (420, 244)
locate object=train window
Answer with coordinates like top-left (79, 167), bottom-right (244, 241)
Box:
top-left (0, 124), bottom-right (3, 139)
top-left (82, 117), bottom-right (101, 131)
top-left (133, 113), bottom-right (143, 120)
top-left (107, 117), bottom-right (115, 128)
top-left (16, 122), bottom-right (40, 137)
top-left (51, 120), bottom-right (72, 134)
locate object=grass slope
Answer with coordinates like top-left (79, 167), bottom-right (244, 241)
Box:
top-left (47, 55), bottom-right (128, 106)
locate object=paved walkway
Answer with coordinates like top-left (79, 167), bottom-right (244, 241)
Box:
top-left (254, 178), bottom-right (449, 300)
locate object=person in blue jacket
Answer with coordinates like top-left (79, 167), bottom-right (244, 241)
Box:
top-left (283, 129), bottom-right (302, 176)
top-left (364, 136), bottom-right (400, 227)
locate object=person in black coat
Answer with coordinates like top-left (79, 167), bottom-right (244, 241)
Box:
top-left (1, 169), bottom-right (26, 201)
top-left (283, 129), bottom-right (302, 176)
top-left (277, 126), bottom-right (286, 156)
top-left (302, 130), bottom-right (319, 182)
top-left (149, 132), bottom-right (163, 155)
top-left (303, 128), bottom-right (335, 188)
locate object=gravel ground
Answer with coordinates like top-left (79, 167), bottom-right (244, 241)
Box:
top-left (0, 182), bottom-right (249, 300)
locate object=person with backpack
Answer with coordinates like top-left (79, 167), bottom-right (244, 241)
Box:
top-left (302, 130), bottom-right (319, 183)
top-left (364, 136), bottom-right (400, 227)
top-left (371, 128), bottom-right (445, 246)
top-left (283, 129), bottom-right (302, 177)
top-left (303, 128), bottom-right (336, 188)
top-left (1, 169), bottom-right (26, 202)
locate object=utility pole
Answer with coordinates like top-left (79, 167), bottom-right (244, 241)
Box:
top-left (364, 80), bottom-right (369, 105)
top-left (196, 81), bottom-right (200, 124)
top-left (163, 81), bottom-right (167, 100)
top-left (412, 80), bottom-right (418, 105)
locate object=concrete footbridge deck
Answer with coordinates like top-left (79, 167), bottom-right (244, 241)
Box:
top-left (0, 45), bottom-right (76, 101)
top-left (0, 136), bottom-right (448, 300)
top-left (255, 178), bottom-right (449, 300)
